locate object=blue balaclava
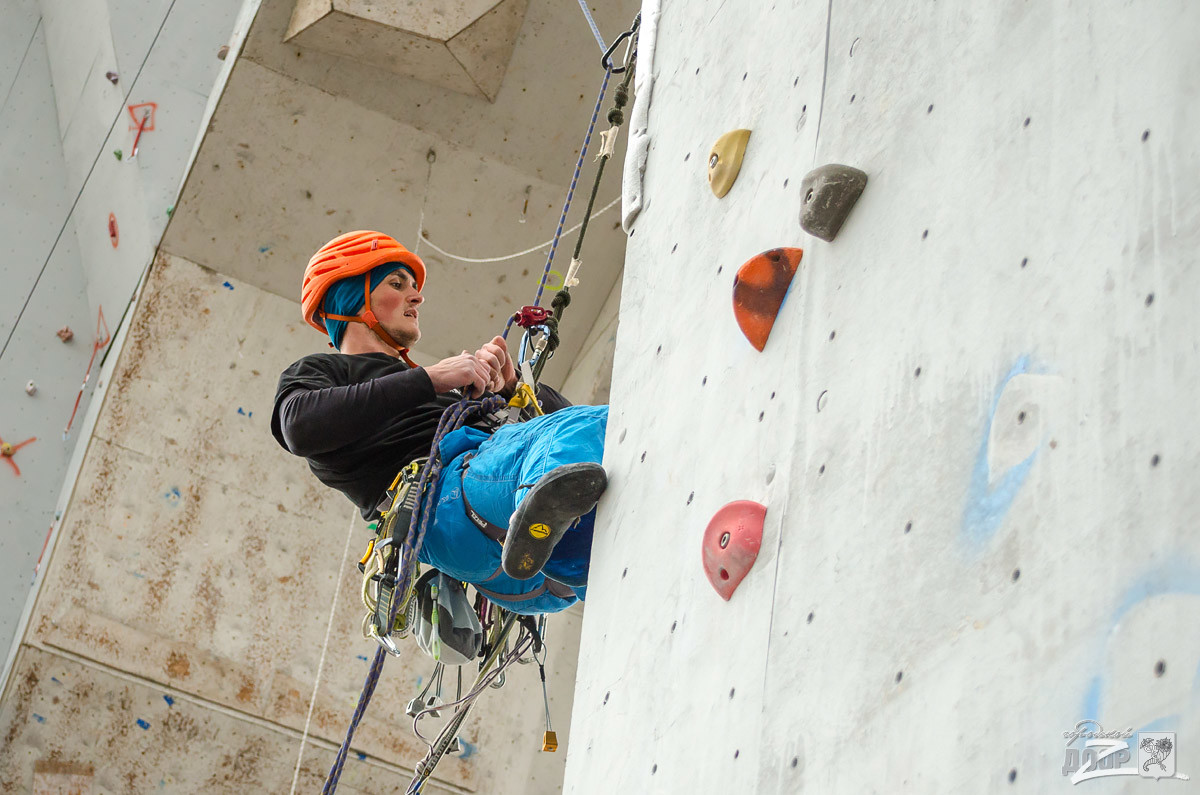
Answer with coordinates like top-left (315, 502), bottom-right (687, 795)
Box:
top-left (323, 263), bottom-right (417, 350)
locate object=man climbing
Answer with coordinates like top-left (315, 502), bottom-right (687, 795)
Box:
top-left (271, 230), bottom-right (608, 615)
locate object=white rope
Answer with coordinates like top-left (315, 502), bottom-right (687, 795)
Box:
top-left (576, 0), bottom-right (608, 51)
top-left (417, 195), bottom-right (621, 264)
top-left (290, 510), bottom-right (360, 795)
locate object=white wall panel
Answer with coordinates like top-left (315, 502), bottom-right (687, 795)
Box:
top-left (568, 0), bottom-right (1200, 793)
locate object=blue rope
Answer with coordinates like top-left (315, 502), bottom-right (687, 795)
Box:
top-left (322, 396), bottom-right (506, 795)
top-left (503, 68), bottom-right (611, 342)
top-left (575, 0), bottom-right (607, 51)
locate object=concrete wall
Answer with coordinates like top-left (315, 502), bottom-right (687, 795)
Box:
top-left (0, 0), bottom-right (250, 677)
top-left (567, 1), bottom-right (1200, 793)
top-left (0, 254), bottom-right (582, 792)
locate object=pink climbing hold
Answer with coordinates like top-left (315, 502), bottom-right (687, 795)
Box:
top-left (701, 500), bottom-right (766, 600)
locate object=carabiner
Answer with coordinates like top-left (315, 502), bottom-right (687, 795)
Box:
top-left (601, 13), bottom-right (640, 73)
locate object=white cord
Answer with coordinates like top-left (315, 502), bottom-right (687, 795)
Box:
top-left (290, 510), bottom-right (360, 795)
top-left (417, 195), bottom-right (621, 264)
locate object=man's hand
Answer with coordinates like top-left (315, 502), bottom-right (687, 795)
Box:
top-left (425, 352), bottom-right (492, 398)
top-left (474, 336), bottom-right (518, 396)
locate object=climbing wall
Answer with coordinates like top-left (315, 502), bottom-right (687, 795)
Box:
top-left (0, 0), bottom-right (250, 679)
top-left (567, 1), bottom-right (1200, 792)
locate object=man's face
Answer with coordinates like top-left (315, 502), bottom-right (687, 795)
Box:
top-left (371, 268), bottom-right (423, 347)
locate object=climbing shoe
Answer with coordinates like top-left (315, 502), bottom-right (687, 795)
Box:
top-left (501, 462), bottom-right (607, 580)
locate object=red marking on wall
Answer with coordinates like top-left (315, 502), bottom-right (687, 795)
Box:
top-left (63, 307), bottom-right (112, 438)
top-left (0, 434), bottom-right (37, 477)
top-left (126, 102), bottom-right (157, 131)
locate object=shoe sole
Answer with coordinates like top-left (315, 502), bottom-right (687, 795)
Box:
top-left (502, 463), bottom-right (607, 580)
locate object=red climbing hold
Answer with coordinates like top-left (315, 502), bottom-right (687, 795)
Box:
top-left (701, 500), bottom-right (766, 601)
top-left (732, 248), bottom-right (801, 351)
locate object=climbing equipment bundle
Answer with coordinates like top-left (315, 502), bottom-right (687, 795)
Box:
top-left (323, 13), bottom-right (641, 794)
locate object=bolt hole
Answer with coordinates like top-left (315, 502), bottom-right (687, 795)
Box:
top-left (791, 757), bottom-right (799, 768)
top-left (793, 77), bottom-right (798, 86)
top-left (1145, 293), bottom-right (1154, 306)
top-left (719, 532), bottom-right (730, 549)
top-left (802, 105), bottom-right (807, 112)
top-left (914, 366), bottom-right (922, 377)
top-left (1008, 768), bottom-right (1017, 784)
top-left (1017, 411), bottom-right (1026, 423)
top-left (1142, 129), bottom-right (1150, 142)
top-left (742, 72), bottom-right (747, 81)
top-left (758, 411), bottom-right (765, 422)
top-left (652, 763), bottom-right (658, 774)
top-left (671, 621), bottom-right (677, 632)
top-left (734, 749), bottom-right (740, 759)
top-left (784, 178), bottom-right (789, 187)
top-left (1020, 257), bottom-right (1028, 268)
top-left (719, 568), bottom-right (730, 581)
top-left (687, 492), bottom-right (694, 505)
top-left (850, 94), bottom-right (856, 103)
top-left (1151, 453), bottom-right (1161, 467)
top-left (921, 229), bottom-right (929, 240)
top-left (1012, 568), bottom-right (1021, 582)
top-left (729, 687), bottom-right (735, 699)
top-left (604, 691), bottom-right (610, 704)
top-left (621, 568), bottom-right (627, 579)
top-left (640, 451), bottom-right (646, 463)
top-left (656, 345), bottom-right (662, 355)
top-left (709, 154), bottom-right (719, 168)
top-left (702, 376), bottom-right (708, 386)
top-left (671, 243), bottom-right (677, 253)
top-left (927, 104), bottom-right (934, 113)
top-left (1024, 116), bottom-right (1031, 127)
top-left (717, 265), bottom-right (723, 275)
top-left (1155, 660), bottom-right (1166, 677)
top-left (818, 464), bottom-right (826, 475)
top-left (895, 671), bottom-right (903, 683)
top-left (806, 612), bottom-right (814, 624)
top-left (904, 521), bottom-right (912, 534)
top-left (805, 188), bottom-right (814, 203)
top-left (770, 391), bottom-right (776, 399)
top-left (684, 152), bottom-right (690, 162)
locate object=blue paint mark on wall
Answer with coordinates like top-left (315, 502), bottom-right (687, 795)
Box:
top-left (222, 281), bottom-right (234, 290)
top-left (136, 718), bottom-right (150, 730)
top-left (163, 487), bottom-right (182, 506)
top-left (961, 356), bottom-right (1039, 547)
top-left (33, 713), bottom-right (45, 723)
top-left (457, 739), bottom-right (477, 759)
top-left (356, 752), bottom-right (367, 761)
top-left (259, 245), bottom-right (270, 253)
top-left (237, 407), bottom-right (253, 418)
top-left (50, 677), bottom-right (62, 684)
top-left (357, 655), bottom-right (369, 662)
top-left (163, 695), bottom-right (175, 706)
top-left (1078, 561), bottom-right (1200, 726)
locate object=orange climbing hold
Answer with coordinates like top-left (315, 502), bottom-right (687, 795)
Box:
top-left (732, 247), bottom-right (802, 351)
top-left (701, 500), bottom-right (766, 601)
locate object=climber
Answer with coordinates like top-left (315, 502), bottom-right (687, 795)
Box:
top-left (270, 231), bottom-right (607, 616)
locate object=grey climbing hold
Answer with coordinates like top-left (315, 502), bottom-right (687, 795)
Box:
top-left (799, 164), bottom-right (867, 242)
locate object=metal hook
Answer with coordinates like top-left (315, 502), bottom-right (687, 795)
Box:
top-left (601, 13), bottom-right (641, 73)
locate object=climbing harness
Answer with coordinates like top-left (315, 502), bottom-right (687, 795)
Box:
top-left (323, 13), bottom-right (640, 793)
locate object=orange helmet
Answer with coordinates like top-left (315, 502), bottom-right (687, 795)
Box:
top-left (302, 230), bottom-right (426, 333)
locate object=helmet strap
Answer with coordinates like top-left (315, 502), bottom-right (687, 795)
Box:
top-left (320, 275), bottom-right (418, 368)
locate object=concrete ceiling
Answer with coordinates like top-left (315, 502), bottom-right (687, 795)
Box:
top-left (162, 0), bottom-right (639, 382)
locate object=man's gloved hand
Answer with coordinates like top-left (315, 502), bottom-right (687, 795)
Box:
top-left (425, 352), bottom-right (492, 398)
top-left (474, 336), bottom-right (518, 396)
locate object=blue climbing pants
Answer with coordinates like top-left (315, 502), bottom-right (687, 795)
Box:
top-left (416, 405), bottom-right (608, 615)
